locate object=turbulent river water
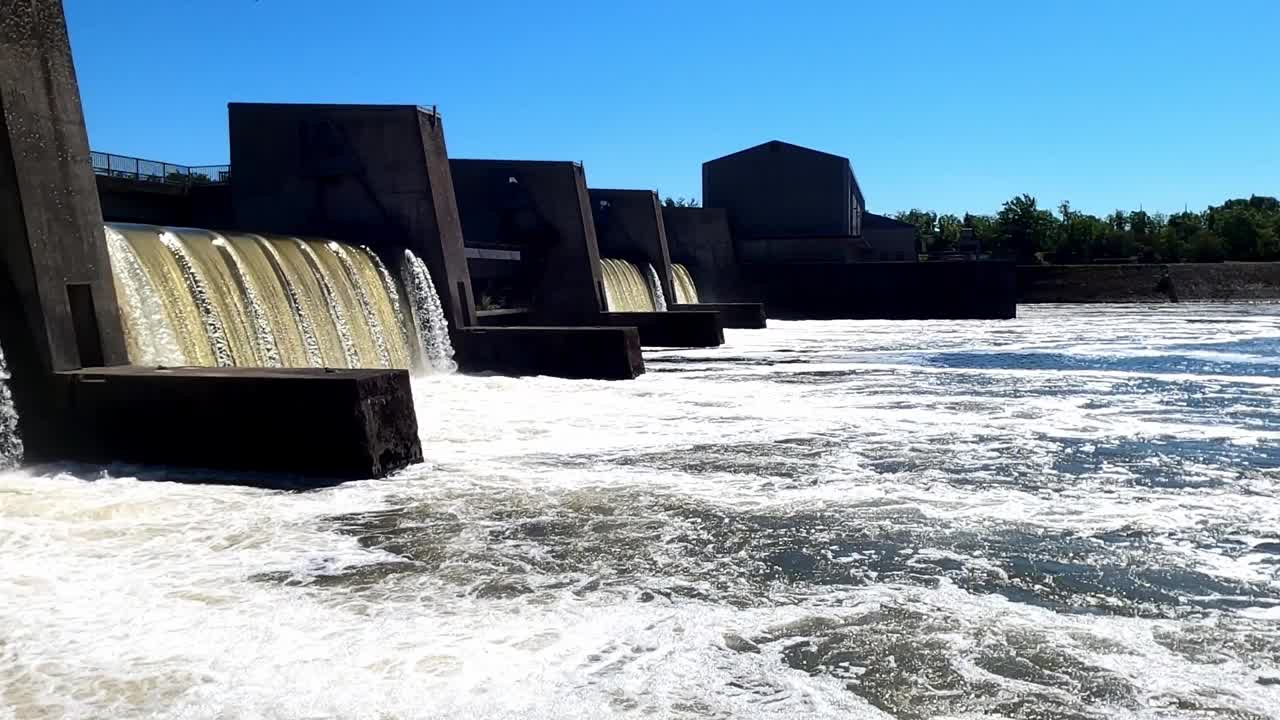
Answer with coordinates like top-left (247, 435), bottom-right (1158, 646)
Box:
top-left (2, 304), bottom-right (1279, 719)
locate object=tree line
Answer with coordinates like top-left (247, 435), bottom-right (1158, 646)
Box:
top-left (895, 195), bottom-right (1280, 264)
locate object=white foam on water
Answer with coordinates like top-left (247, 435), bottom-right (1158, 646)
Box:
top-left (1, 304), bottom-right (1278, 718)
top-left (0, 341), bottom-right (19, 468)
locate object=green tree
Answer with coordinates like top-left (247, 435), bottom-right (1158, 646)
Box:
top-left (894, 209), bottom-right (939, 252)
top-left (936, 214), bottom-right (963, 251)
top-left (996, 194), bottom-right (1056, 263)
top-left (963, 213), bottom-right (1000, 254)
top-left (1053, 201), bottom-right (1109, 263)
top-left (1209, 202), bottom-right (1277, 260)
top-left (661, 196), bottom-right (700, 208)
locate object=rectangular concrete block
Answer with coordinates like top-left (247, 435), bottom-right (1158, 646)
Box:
top-left (54, 367), bottom-right (423, 480)
top-left (454, 327), bottom-right (644, 380)
top-left (669, 303), bottom-right (767, 329)
top-left (600, 311), bottom-right (724, 347)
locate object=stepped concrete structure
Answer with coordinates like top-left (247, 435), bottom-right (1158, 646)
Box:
top-left (590, 189), bottom-right (765, 329)
top-left (451, 161), bottom-right (727, 346)
top-left (229, 105), bottom-right (645, 377)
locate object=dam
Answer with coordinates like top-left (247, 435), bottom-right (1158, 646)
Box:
top-left (1, 0), bottom-right (1014, 480)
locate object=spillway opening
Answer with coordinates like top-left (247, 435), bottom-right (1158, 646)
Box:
top-left (600, 258), bottom-right (657, 312)
top-left (672, 263), bottom-right (699, 304)
top-left (104, 224), bottom-right (454, 373)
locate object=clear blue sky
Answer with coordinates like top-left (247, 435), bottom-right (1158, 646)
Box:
top-left (66, 0), bottom-right (1278, 217)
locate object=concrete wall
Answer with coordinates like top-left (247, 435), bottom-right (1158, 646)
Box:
top-left (0, 0), bottom-right (130, 457)
top-left (861, 212), bottom-right (918, 262)
top-left (703, 141), bottom-right (850, 238)
top-left (589, 189), bottom-right (676, 302)
top-left (1018, 263), bottom-right (1280, 303)
top-left (96, 175), bottom-right (234, 228)
top-left (229, 103), bottom-right (476, 329)
top-left (744, 261), bottom-right (1017, 320)
top-left (451, 159), bottom-right (605, 323)
top-left (661, 207), bottom-right (751, 302)
top-left (737, 236), bottom-right (868, 264)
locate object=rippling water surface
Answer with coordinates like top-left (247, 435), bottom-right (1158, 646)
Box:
top-left (2, 304), bottom-right (1279, 719)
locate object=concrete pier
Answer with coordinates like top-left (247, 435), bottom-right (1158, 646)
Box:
top-left (661, 207), bottom-right (753, 303)
top-left (669, 303), bottom-right (767, 329)
top-left (600, 311), bottom-right (724, 347)
top-left (451, 159), bottom-right (605, 324)
top-left (230, 103), bottom-right (478, 331)
top-left (590, 189), bottom-right (679, 302)
top-left (56, 367), bottom-right (421, 478)
top-left (455, 327), bottom-right (644, 379)
top-left (0, 0), bottom-right (130, 457)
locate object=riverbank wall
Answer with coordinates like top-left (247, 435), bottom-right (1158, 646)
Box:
top-left (1018, 263), bottom-right (1280, 303)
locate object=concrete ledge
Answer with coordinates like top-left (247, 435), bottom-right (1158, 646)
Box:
top-left (54, 367), bottom-right (422, 481)
top-left (744, 261), bottom-right (1016, 320)
top-left (454, 327), bottom-right (644, 380)
top-left (670, 303), bottom-right (767, 329)
top-left (1018, 263), bottom-right (1280, 303)
top-left (476, 308), bottom-right (531, 326)
top-left (601, 311), bottom-right (725, 347)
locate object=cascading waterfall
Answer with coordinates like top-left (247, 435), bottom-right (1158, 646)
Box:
top-left (292, 239), bottom-right (362, 368)
top-left (671, 263), bottom-right (700, 304)
top-left (159, 230), bottom-right (236, 367)
top-left (600, 258), bottom-right (656, 312)
top-left (0, 341), bottom-right (20, 468)
top-left (328, 242), bottom-right (393, 368)
top-left (102, 223), bottom-right (452, 373)
top-left (105, 226), bottom-right (186, 366)
top-left (401, 249), bottom-right (457, 373)
top-left (212, 235), bottom-right (282, 368)
top-left (647, 264), bottom-right (668, 312)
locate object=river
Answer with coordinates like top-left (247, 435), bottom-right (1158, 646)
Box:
top-left (1, 304), bottom-right (1278, 718)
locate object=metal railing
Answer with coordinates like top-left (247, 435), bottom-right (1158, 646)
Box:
top-left (91, 151), bottom-right (230, 186)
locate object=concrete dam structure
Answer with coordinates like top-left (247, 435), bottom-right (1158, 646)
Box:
top-left (450, 160), bottom-right (748, 346)
top-left (591, 188), bottom-right (767, 329)
top-left (0, 0), bottom-right (1013, 483)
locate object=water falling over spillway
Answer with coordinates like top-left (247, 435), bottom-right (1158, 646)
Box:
top-left (647, 264), bottom-right (668, 312)
top-left (600, 258), bottom-right (656, 312)
top-left (103, 224), bottom-right (449, 373)
top-left (401, 250), bottom-right (457, 373)
top-left (671, 263), bottom-right (699, 304)
top-left (0, 341), bottom-right (20, 468)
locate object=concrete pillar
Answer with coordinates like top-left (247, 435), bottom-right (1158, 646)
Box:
top-left (229, 103), bottom-right (477, 330)
top-left (0, 0), bottom-right (129, 458)
top-left (451, 159), bottom-right (605, 324)
top-left (589, 189), bottom-right (677, 302)
top-left (661, 207), bottom-right (750, 303)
